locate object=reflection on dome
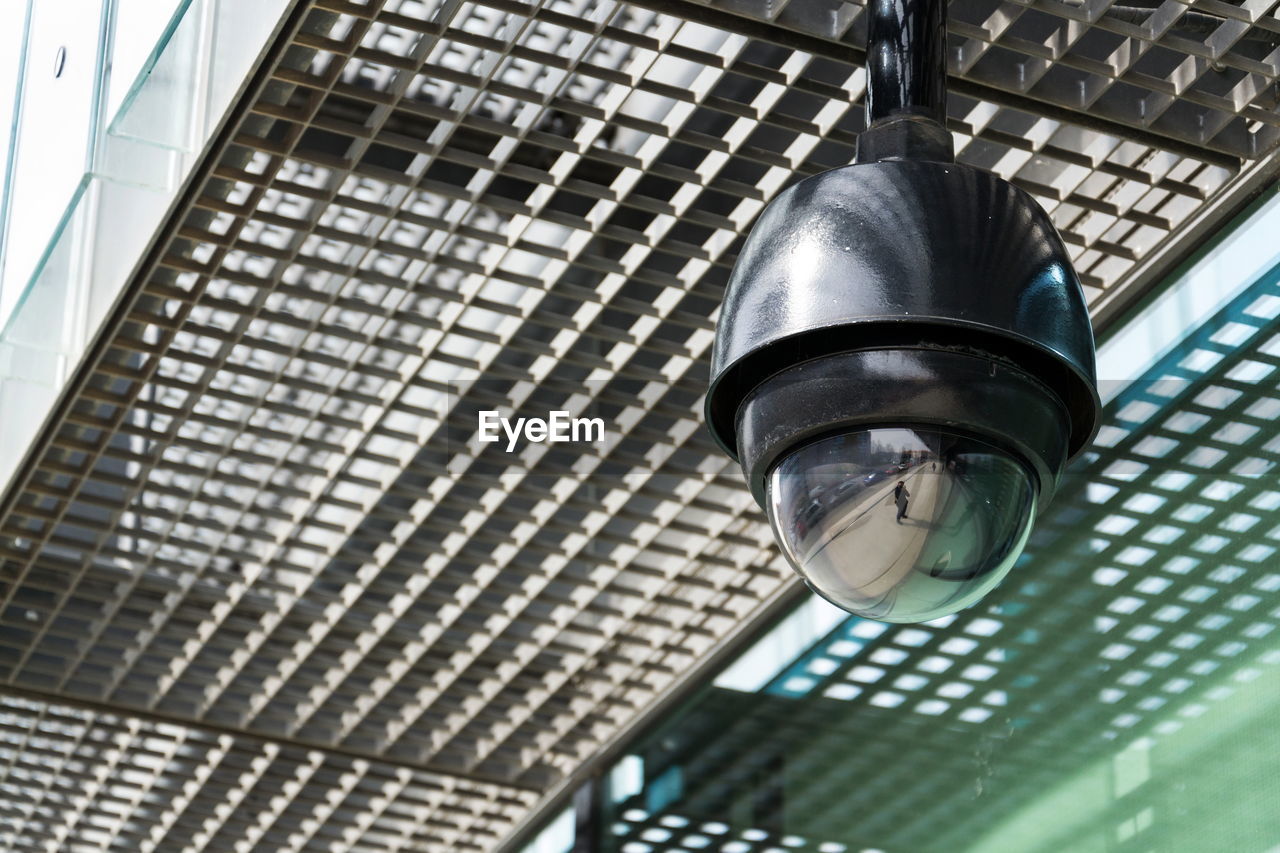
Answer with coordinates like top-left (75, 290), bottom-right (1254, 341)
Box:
top-left (767, 428), bottom-right (1037, 622)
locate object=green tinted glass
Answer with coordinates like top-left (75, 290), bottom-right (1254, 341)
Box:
top-left (595, 253), bottom-right (1280, 853)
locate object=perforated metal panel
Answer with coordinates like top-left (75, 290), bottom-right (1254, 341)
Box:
top-left (0, 0), bottom-right (1277, 849)
top-left (576, 248), bottom-right (1280, 853)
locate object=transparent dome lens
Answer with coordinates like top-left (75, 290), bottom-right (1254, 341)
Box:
top-left (766, 428), bottom-right (1036, 623)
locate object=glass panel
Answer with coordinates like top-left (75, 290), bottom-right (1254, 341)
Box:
top-left (519, 806), bottom-right (575, 853)
top-left (0, 0), bottom-right (106, 323)
top-left (1097, 192), bottom-right (1280, 404)
top-left (107, 0), bottom-right (205, 151)
top-left (0, 3), bottom-right (31, 237)
top-left (592, 248), bottom-right (1280, 851)
top-left (0, 0), bottom-right (292, 493)
top-left (105, 0), bottom-right (189, 122)
top-left (0, 180), bottom-right (87, 463)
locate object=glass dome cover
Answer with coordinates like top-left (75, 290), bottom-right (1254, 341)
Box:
top-left (766, 427), bottom-right (1037, 623)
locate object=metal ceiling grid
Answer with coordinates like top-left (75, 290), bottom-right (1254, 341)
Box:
top-left (0, 694), bottom-right (537, 852)
top-left (595, 262), bottom-right (1280, 853)
top-left (701, 0), bottom-right (1280, 158)
top-left (0, 0), bottom-right (1275, 850)
top-left (300, 0), bottom-right (1247, 296)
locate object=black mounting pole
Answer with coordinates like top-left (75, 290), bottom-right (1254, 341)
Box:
top-left (865, 0), bottom-right (947, 124)
top-left (856, 0), bottom-right (954, 163)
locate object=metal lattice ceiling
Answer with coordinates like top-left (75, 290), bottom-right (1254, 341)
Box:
top-left (0, 0), bottom-right (1278, 849)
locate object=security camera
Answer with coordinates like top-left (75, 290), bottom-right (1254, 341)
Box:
top-left (704, 0), bottom-right (1100, 623)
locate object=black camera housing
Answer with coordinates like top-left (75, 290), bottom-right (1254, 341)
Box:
top-left (705, 159), bottom-right (1101, 508)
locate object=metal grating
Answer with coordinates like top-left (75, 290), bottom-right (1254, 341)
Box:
top-left (703, 0), bottom-right (1280, 158)
top-left (0, 693), bottom-right (536, 851)
top-left (0, 0), bottom-right (1276, 849)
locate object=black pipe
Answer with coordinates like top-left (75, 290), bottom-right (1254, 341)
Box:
top-left (865, 0), bottom-right (948, 125)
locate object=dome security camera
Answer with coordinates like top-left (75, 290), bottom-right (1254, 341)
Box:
top-left (704, 0), bottom-right (1100, 623)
